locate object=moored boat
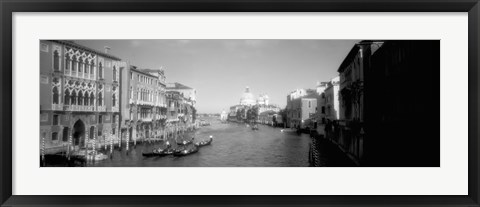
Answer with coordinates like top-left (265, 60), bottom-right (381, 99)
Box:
top-left (176, 139), bottom-right (193, 146)
top-left (142, 145), bottom-right (172, 157)
top-left (194, 137), bottom-right (213, 147)
top-left (173, 146), bottom-right (199, 157)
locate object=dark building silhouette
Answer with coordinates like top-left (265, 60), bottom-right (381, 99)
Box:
top-left (363, 40), bottom-right (440, 166)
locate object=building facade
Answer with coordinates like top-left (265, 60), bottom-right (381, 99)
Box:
top-left (286, 89), bottom-right (318, 129)
top-left (122, 66), bottom-right (167, 142)
top-left (40, 40), bottom-right (122, 154)
top-left (228, 87), bottom-right (280, 123)
top-left (324, 76), bottom-right (340, 121)
top-left (166, 82), bottom-right (197, 129)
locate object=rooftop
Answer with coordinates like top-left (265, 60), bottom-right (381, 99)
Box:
top-left (50, 40), bottom-right (122, 61)
top-left (130, 66), bottom-right (157, 78)
top-left (166, 82), bottom-right (193, 90)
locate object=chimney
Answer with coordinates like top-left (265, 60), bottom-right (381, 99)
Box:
top-left (104, 46), bottom-right (111, 54)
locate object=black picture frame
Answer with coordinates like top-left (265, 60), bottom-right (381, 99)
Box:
top-left (1, 0), bottom-right (479, 206)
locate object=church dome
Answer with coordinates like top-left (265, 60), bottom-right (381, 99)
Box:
top-left (240, 86), bottom-right (256, 106)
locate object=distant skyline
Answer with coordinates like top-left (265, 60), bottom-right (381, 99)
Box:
top-left (75, 40), bottom-right (358, 113)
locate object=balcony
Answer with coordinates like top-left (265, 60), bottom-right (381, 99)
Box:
top-left (111, 106), bottom-right (119, 112)
top-left (138, 100), bottom-right (154, 107)
top-left (141, 117), bottom-right (153, 122)
top-left (97, 105), bottom-right (106, 112)
top-left (64, 70), bottom-right (70, 76)
top-left (52, 104), bottom-right (63, 111)
top-left (63, 105), bottom-right (94, 112)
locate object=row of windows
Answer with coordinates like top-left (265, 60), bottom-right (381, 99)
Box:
top-left (52, 88), bottom-right (118, 108)
top-left (137, 74), bottom-right (156, 85)
top-left (47, 114), bottom-right (117, 125)
top-left (52, 48), bottom-right (118, 82)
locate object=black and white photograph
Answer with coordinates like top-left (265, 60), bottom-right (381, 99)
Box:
top-left (39, 39), bottom-right (440, 167)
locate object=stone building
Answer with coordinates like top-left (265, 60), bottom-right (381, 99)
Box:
top-left (228, 87), bottom-right (280, 123)
top-left (166, 82), bottom-right (197, 129)
top-left (324, 76), bottom-right (340, 121)
top-left (121, 66), bottom-right (167, 142)
top-left (286, 89), bottom-right (318, 129)
top-left (40, 40), bottom-right (123, 154)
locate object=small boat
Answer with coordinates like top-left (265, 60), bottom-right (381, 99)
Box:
top-left (173, 146), bottom-right (199, 157)
top-left (87, 151), bottom-right (109, 161)
top-left (252, 125), bottom-right (259, 130)
top-left (194, 138), bottom-right (213, 147)
top-left (142, 145), bottom-right (172, 157)
top-left (176, 139), bottom-right (193, 146)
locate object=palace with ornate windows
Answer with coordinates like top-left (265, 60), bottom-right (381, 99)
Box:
top-left (40, 40), bottom-right (123, 154)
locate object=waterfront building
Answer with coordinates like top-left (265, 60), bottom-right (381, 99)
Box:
top-left (166, 82), bottom-right (197, 128)
top-left (166, 91), bottom-right (181, 122)
top-left (336, 41), bottom-right (371, 162)
top-left (121, 66), bottom-right (167, 142)
top-left (313, 81), bottom-right (329, 125)
top-left (166, 82), bottom-right (196, 107)
top-left (285, 89), bottom-right (318, 129)
top-left (220, 109), bottom-right (228, 121)
top-left (40, 40), bottom-right (123, 154)
top-left (324, 76), bottom-right (340, 121)
top-left (228, 87), bottom-right (280, 123)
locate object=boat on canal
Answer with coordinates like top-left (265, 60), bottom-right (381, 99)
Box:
top-left (142, 145), bottom-right (172, 157)
top-left (176, 138), bottom-right (194, 146)
top-left (173, 146), bottom-right (199, 157)
top-left (194, 137), bottom-right (213, 147)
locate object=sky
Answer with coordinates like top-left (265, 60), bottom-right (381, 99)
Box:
top-left (75, 40), bottom-right (358, 114)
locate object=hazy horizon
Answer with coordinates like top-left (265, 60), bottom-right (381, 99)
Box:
top-left (75, 40), bottom-right (358, 113)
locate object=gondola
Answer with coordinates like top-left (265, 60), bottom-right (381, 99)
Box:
top-left (142, 145), bottom-right (172, 157)
top-left (176, 139), bottom-right (193, 146)
top-left (194, 138), bottom-right (213, 147)
top-left (173, 146), bottom-right (199, 157)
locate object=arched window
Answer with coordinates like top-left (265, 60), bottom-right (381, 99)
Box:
top-left (98, 62), bottom-right (103, 79)
top-left (84, 92), bottom-right (89, 106)
top-left (72, 57), bottom-right (77, 72)
top-left (52, 86), bottom-right (59, 104)
top-left (90, 61), bottom-right (94, 74)
top-left (53, 50), bottom-right (60, 71)
top-left (64, 89), bottom-right (70, 105)
top-left (79, 58), bottom-right (84, 74)
top-left (65, 55), bottom-right (70, 70)
top-left (90, 92), bottom-right (95, 106)
top-left (85, 61), bottom-right (90, 76)
top-left (70, 90), bottom-right (77, 105)
top-left (78, 91), bottom-right (83, 106)
top-left (113, 66), bottom-right (117, 81)
top-left (112, 94), bottom-right (116, 107)
top-left (98, 92), bottom-right (103, 106)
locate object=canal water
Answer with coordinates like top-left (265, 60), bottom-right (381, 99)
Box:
top-left (87, 118), bottom-right (311, 167)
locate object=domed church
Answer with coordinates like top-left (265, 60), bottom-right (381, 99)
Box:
top-left (240, 86), bottom-right (256, 106)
